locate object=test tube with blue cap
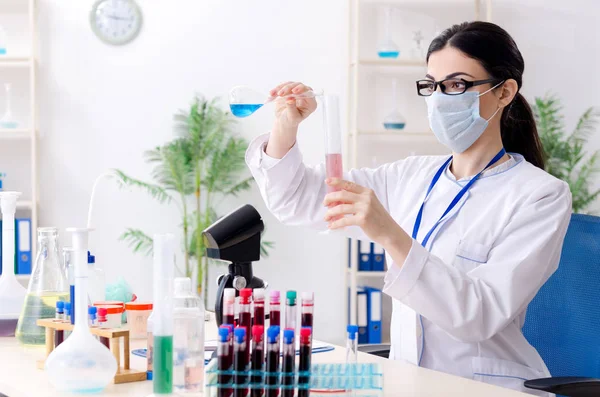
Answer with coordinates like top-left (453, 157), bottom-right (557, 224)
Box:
top-left (346, 325), bottom-right (359, 365)
top-left (282, 329), bottom-right (296, 397)
top-left (265, 326), bottom-right (280, 397)
top-left (233, 327), bottom-right (249, 396)
top-left (218, 326), bottom-right (233, 397)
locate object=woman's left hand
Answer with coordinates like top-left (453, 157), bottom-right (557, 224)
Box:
top-left (323, 178), bottom-right (402, 246)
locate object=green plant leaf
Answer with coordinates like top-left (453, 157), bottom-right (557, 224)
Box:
top-left (119, 228), bottom-right (154, 256)
top-left (112, 169), bottom-right (172, 204)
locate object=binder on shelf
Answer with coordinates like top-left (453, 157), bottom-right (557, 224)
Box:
top-left (15, 218), bottom-right (31, 274)
top-left (365, 287), bottom-right (382, 344)
top-left (357, 287), bottom-right (368, 344)
top-left (0, 220), bottom-right (2, 274)
top-left (371, 243), bottom-right (385, 271)
top-left (358, 240), bottom-right (372, 271)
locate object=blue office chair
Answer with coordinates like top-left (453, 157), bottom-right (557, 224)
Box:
top-left (523, 213), bottom-right (600, 397)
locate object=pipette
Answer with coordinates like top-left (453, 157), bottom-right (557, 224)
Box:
top-left (229, 85), bottom-right (322, 118)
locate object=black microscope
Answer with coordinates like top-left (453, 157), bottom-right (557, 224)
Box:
top-left (203, 204), bottom-right (268, 326)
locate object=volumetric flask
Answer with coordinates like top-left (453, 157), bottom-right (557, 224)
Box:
top-left (16, 227), bottom-right (69, 346)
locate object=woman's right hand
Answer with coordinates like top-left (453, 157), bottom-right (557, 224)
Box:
top-left (270, 81), bottom-right (318, 132)
top-left (266, 81), bottom-right (318, 158)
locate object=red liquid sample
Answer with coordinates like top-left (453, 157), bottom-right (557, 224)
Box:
top-left (234, 347), bottom-right (249, 397)
top-left (239, 312), bottom-right (252, 361)
top-left (55, 330), bottom-right (64, 347)
top-left (224, 315), bottom-right (236, 326)
top-left (282, 354), bottom-right (295, 397)
top-left (269, 310), bottom-right (280, 327)
top-left (219, 345), bottom-right (234, 397)
top-left (251, 346), bottom-right (264, 397)
top-left (265, 349), bottom-right (280, 397)
top-left (298, 344), bottom-right (311, 397)
top-left (301, 313), bottom-right (313, 329)
top-left (254, 306), bottom-right (265, 327)
top-left (326, 153), bottom-right (343, 221)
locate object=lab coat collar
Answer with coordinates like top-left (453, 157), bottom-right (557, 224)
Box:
top-left (445, 153), bottom-right (522, 184)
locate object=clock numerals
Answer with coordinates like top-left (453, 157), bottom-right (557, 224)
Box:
top-left (91, 0), bottom-right (142, 45)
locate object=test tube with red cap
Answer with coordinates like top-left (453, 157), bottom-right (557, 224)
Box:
top-left (97, 307), bottom-right (110, 348)
top-left (269, 291), bottom-right (281, 327)
top-left (239, 288), bottom-right (253, 359)
top-left (224, 288), bottom-right (236, 326)
top-left (300, 292), bottom-right (314, 330)
top-left (298, 327), bottom-right (312, 397)
top-left (250, 325), bottom-right (265, 397)
top-left (253, 288), bottom-right (265, 327)
top-left (218, 326), bottom-right (234, 397)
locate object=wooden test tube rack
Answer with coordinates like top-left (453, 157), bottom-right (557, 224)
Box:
top-left (36, 318), bottom-right (147, 384)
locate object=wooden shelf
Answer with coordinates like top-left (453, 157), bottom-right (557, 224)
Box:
top-left (0, 56), bottom-right (33, 68)
top-left (0, 129), bottom-right (32, 140)
top-left (17, 200), bottom-right (34, 210)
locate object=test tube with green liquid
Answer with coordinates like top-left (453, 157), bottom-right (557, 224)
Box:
top-left (152, 234), bottom-right (175, 394)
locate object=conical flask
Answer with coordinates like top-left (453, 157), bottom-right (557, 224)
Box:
top-left (16, 227), bottom-right (69, 345)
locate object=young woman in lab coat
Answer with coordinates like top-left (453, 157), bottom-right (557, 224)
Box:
top-left (245, 22), bottom-right (571, 396)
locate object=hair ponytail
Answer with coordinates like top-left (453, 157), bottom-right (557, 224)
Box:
top-left (501, 93), bottom-right (545, 169)
top-left (428, 21), bottom-right (546, 169)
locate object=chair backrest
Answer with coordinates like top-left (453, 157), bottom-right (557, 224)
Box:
top-left (523, 213), bottom-right (600, 377)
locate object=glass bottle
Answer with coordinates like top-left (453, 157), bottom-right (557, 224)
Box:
top-left (0, 24), bottom-right (6, 55)
top-left (0, 83), bottom-right (18, 129)
top-left (383, 78), bottom-right (407, 130)
top-left (377, 7), bottom-right (400, 58)
top-left (16, 227), bottom-right (69, 345)
top-left (173, 277), bottom-right (205, 393)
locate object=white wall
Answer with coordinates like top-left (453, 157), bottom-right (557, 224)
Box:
top-left (32, 0), bottom-right (600, 345)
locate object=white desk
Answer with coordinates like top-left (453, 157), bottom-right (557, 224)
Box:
top-left (0, 320), bottom-right (530, 397)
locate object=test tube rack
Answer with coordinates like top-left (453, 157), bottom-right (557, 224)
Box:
top-left (35, 319), bottom-right (147, 384)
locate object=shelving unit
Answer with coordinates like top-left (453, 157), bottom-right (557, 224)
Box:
top-left (344, 0), bottom-right (492, 335)
top-left (0, 0), bottom-right (39, 274)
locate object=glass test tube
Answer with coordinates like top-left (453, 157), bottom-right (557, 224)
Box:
top-left (250, 325), bottom-right (265, 397)
top-left (218, 326), bottom-right (234, 397)
top-left (98, 308), bottom-right (110, 348)
top-left (153, 234), bottom-right (175, 395)
top-left (298, 327), bottom-right (312, 397)
top-left (234, 327), bottom-right (249, 397)
top-left (346, 325), bottom-right (358, 365)
top-left (265, 326), bottom-right (280, 397)
top-left (284, 291), bottom-right (297, 333)
top-left (224, 288), bottom-right (236, 326)
top-left (282, 329), bottom-right (295, 397)
top-left (300, 292), bottom-right (314, 330)
top-left (63, 248), bottom-right (75, 325)
top-left (323, 95), bottom-right (343, 191)
top-left (239, 288), bottom-right (252, 360)
top-left (253, 288), bottom-right (265, 327)
top-left (55, 301), bottom-right (64, 347)
top-left (269, 291), bottom-right (281, 327)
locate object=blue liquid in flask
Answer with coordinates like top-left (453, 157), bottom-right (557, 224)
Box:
top-left (383, 122), bottom-right (405, 130)
top-left (378, 51), bottom-right (400, 58)
top-left (230, 104), bottom-right (263, 118)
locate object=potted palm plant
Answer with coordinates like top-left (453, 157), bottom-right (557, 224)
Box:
top-left (113, 96), bottom-right (273, 304)
top-left (533, 94), bottom-right (600, 213)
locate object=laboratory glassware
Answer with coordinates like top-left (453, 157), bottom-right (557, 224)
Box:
top-left (229, 85), bottom-right (322, 118)
top-left (346, 325), bottom-right (359, 365)
top-left (282, 329), bottom-right (295, 397)
top-left (253, 288), bottom-right (265, 327)
top-left (87, 251), bottom-right (106, 302)
top-left (269, 290), bottom-right (280, 327)
top-left (298, 327), bottom-right (312, 397)
top-left (45, 228), bottom-right (117, 393)
top-left (173, 277), bottom-right (205, 393)
top-left (16, 227), bottom-right (69, 346)
top-left (377, 7), bottom-right (400, 58)
top-left (301, 292), bottom-right (314, 330)
top-left (265, 326), bottom-right (280, 397)
top-left (383, 78), bottom-right (407, 130)
top-left (285, 290), bottom-right (297, 333)
top-left (323, 95), bottom-right (345, 222)
top-left (223, 287), bottom-right (236, 326)
top-left (239, 288), bottom-right (252, 359)
top-left (250, 325), bottom-right (264, 397)
top-left (233, 327), bottom-right (249, 397)
top-left (0, 83), bottom-right (18, 129)
top-left (0, 192), bottom-right (26, 336)
top-left (0, 24), bottom-right (6, 54)
top-left (218, 326), bottom-right (233, 397)
top-left (151, 233), bottom-right (175, 395)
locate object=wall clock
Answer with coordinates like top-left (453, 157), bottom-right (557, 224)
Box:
top-left (90, 0), bottom-right (143, 46)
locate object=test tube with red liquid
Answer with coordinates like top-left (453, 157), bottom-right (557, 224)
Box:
top-left (300, 292), bottom-right (314, 331)
top-left (250, 325), bottom-right (265, 397)
top-left (281, 329), bottom-right (295, 397)
top-left (269, 291), bottom-right (281, 327)
top-left (265, 326), bottom-right (281, 397)
top-left (323, 95), bottom-right (343, 220)
top-left (224, 288), bottom-right (236, 326)
top-left (298, 327), bottom-right (312, 397)
top-left (253, 288), bottom-right (265, 327)
top-left (218, 326), bottom-right (234, 397)
top-left (234, 327), bottom-right (249, 397)
top-left (239, 288), bottom-right (253, 360)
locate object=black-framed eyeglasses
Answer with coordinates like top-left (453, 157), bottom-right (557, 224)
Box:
top-left (416, 78), bottom-right (501, 96)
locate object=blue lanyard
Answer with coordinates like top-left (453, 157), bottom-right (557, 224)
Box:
top-left (412, 148), bottom-right (506, 248)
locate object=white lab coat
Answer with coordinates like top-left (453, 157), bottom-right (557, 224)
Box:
top-left (246, 134), bottom-right (572, 396)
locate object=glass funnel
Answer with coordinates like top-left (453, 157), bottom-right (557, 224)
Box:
top-left (377, 7), bottom-right (400, 58)
top-left (229, 85), bottom-right (322, 118)
top-left (16, 227), bottom-right (69, 346)
top-left (383, 78), bottom-right (406, 130)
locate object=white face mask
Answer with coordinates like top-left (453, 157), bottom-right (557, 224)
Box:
top-left (425, 82), bottom-right (502, 153)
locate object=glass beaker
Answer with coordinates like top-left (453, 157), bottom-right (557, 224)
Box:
top-left (16, 227), bottom-right (69, 346)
